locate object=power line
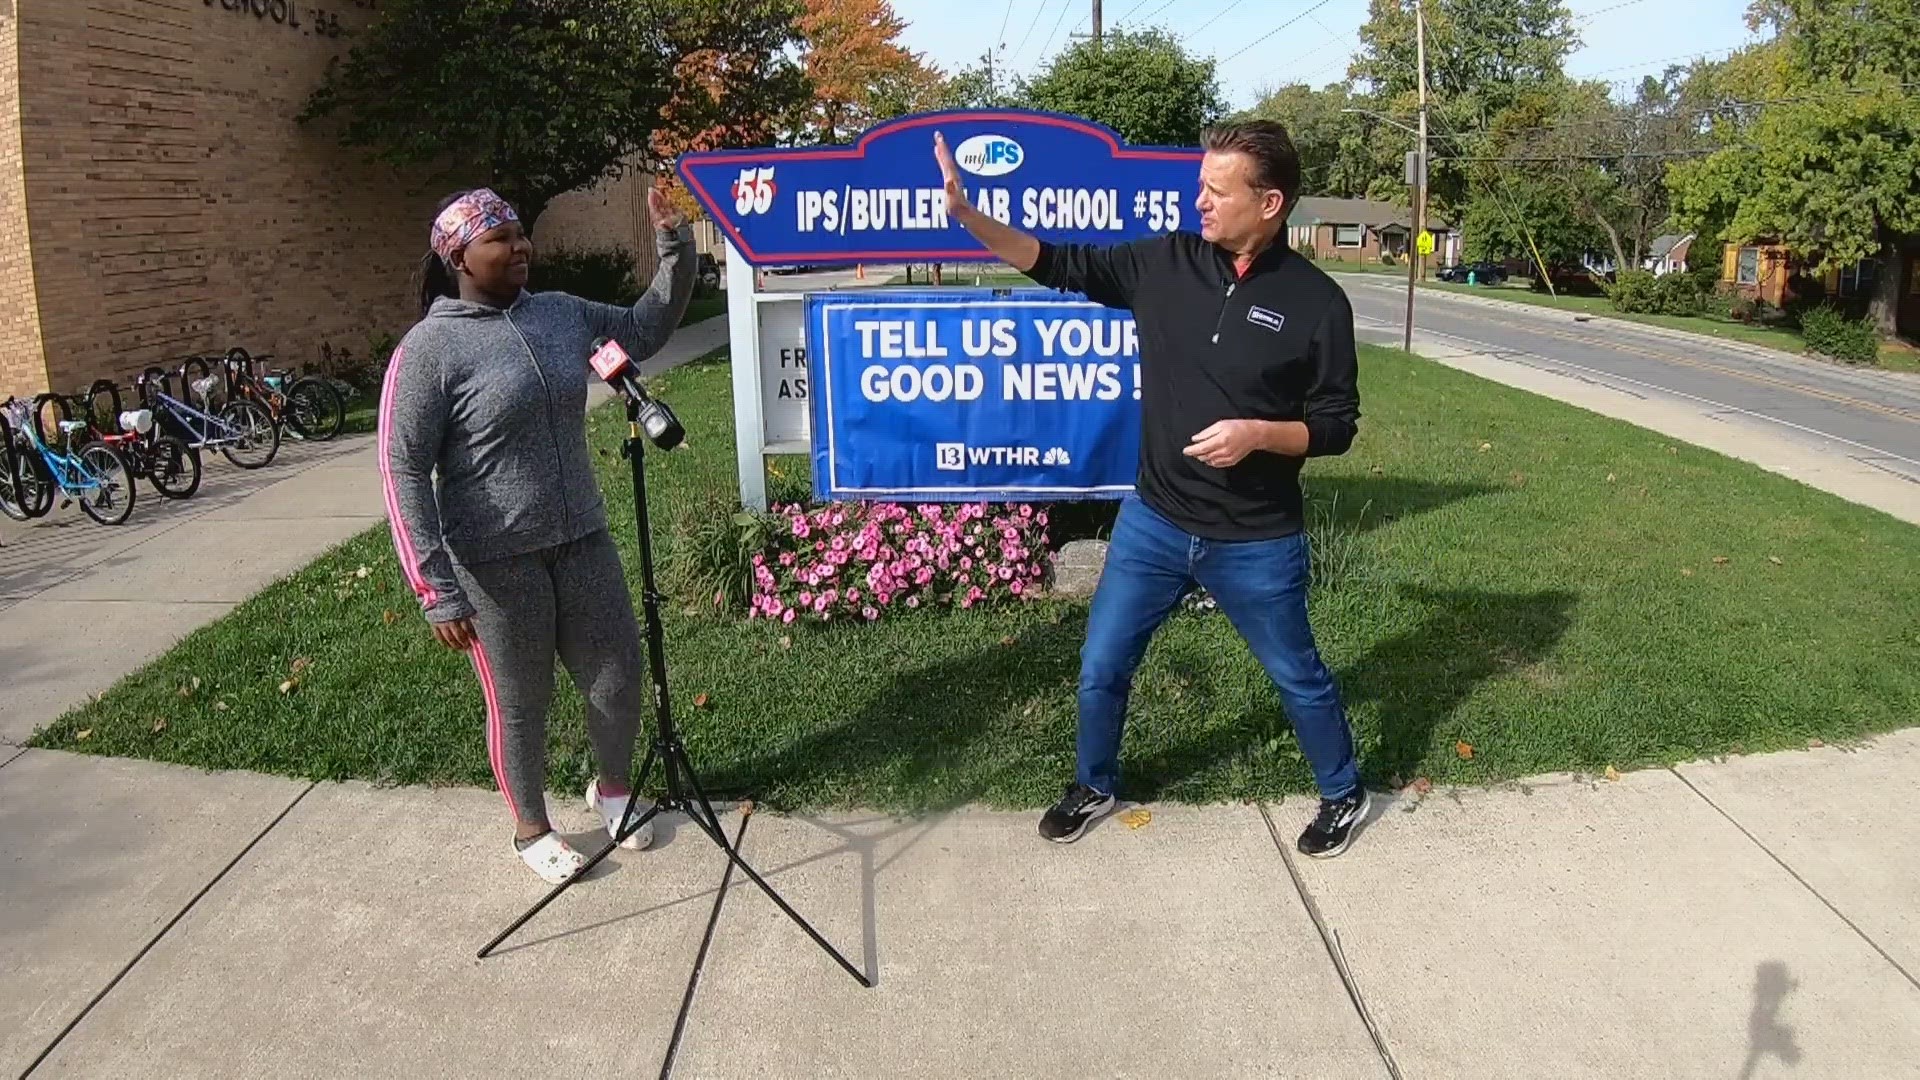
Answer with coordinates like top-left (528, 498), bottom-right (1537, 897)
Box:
top-left (1220, 0), bottom-right (1339, 65)
top-left (1432, 147), bottom-right (1729, 163)
top-left (1373, 80), bottom-right (1920, 145)
top-left (1114, 0), bottom-right (1156, 25)
top-left (1573, 0), bottom-right (1656, 23)
top-left (1009, 0), bottom-right (1056, 63)
top-left (1123, 0), bottom-right (1181, 31)
top-left (1570, 46), bottom-right (1741, 81)
top-left (1037, 0), bottom-right (1078, 60)
top-left (1183, 0), bottom-right (1250, 42)
top-left (995, 0), bottom-right (1015, 47)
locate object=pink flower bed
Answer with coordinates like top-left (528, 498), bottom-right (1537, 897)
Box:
top-left (749, 501), bottom-right (1051, 624)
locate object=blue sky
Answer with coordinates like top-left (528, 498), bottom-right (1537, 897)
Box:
top-left (891, 0), bottom-right (1768, 111)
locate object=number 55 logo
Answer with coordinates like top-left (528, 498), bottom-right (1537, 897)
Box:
top-left (733, 167), bottom-right (777, 216)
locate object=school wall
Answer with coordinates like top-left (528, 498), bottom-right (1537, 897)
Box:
top-left (2, 0), bottom-right (650, 400)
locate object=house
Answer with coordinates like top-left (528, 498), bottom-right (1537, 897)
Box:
top-left (1722, 240), bottom-right (1920, 340)
top-left (1646, 234), bottom-right (1694, 276)
top-left (1286, 197), bottom-right (1461, 267)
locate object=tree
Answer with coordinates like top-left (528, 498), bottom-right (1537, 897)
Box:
top-left (1241, 83), bottom-right (1401, 199)
top-left (649, 1), bottom-right (814, 221)
top-left (936, 53), bottom-right (1019, 111)
top-left (789, 0), bottom-right (943, 144)
top-left (1349, 0), bottom-right (1579, 213)
top-left (1489, 69), bottom-right (1713, 274)
top-left (1019, 29), bottom-right (1225, 147)
top-left (301, 0), bottom-right (808, 228)
top-left (1460, 172), bottom-right (1607, 270)
top-left (1668, 0), bottom-right (1920, 336)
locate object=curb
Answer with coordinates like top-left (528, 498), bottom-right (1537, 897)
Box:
top-left (1334, 273), bottom-right (1920, 385)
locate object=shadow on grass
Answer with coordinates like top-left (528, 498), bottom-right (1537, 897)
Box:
top-left (709, 581), bottom-right (1576, 811)
top-left (1340, 584), bottom-right (1580, 782)
top-left (1121, 584), bottom-right (1580, 800)
top-left (1048, 474), bottom-right (1496, 546)
top-left (707, 611), bottom-right (1092, 812)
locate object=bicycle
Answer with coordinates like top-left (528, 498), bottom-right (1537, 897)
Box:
top-left (60, 380), bottom-right (203, 500)
top-left (0, 403), bottom-right (54, 521)
top-left (222, 348), bottom-right (346, 442)
top-left (0, 396), bottom-right (136, 525)
top-left (134, 364), bottom-right (280, 470)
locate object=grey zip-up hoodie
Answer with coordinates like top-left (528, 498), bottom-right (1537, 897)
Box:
top-left (380, 224), bottom-right (695, 623)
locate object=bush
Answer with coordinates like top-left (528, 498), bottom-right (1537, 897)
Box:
top-left (1607, 269), bottom-right (1661, 313)
top-left (1683, 262), bottom-right (1722, 298)
top-left (1799, 304), bottom-right (1881, 363)
top-left (530, 246), bottom-right (639, 306)
top-left (665, 488), bottom-right (781, 613)
top-left (749, 501), bottom-right (1051, 624)
top-left (1610, 269), bottom-right (1708, 316)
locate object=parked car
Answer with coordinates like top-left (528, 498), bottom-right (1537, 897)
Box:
top-left (1438, 261), bottom-right (1507, 285)
top-left (696, 253), bottom-right (720, 291)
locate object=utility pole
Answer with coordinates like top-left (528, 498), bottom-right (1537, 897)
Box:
top-left (1092, 0), bottom-right (1102, 42)
top-left (1403, 0), bottom-right (1427, 351)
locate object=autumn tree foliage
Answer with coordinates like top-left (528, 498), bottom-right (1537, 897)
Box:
top-left (790, 0), bottom-right (944, 145)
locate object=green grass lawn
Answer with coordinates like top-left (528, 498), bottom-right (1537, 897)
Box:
top-left (1420, 280), bottom-right (1920, 373)
top-left (35, 345), bottom-right (1920, 813)
top-left (678, 293), bottom-right (726, 325)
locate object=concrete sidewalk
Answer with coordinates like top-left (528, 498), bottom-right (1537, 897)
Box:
top-left (4, 310), bottom-right (1919, 1077)
top-left (0, 316), bottom-right (727, 747)
top-left (4, 735), bottom-right (1917, 1079)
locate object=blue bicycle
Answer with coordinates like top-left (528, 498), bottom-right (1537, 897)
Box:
top-left (0, 396), bottom-right (136, 525)
top-left (134, 364), bottom-right (279, 470)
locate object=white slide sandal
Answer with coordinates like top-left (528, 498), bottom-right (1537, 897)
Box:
top-left (588, 781), bottom-right (655, 851)
top-left (515, 831), bottom-right (586, 885)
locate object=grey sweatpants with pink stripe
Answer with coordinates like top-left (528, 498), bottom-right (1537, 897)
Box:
top-left (452, 529), bottom-right (644, 825)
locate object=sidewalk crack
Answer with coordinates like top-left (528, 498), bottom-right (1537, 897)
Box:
top-left (19, 780), bottom-right (318, 1077)
top-left (658, 812), bottom-right (749, 1080)
top-left (1259, 802), bottom-right (1405, 1080)
top-left (1670, 767), bottom-right (1920, 992)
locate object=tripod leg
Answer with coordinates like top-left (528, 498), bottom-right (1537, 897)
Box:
top-left (673, 751), bottom-right (874, 988)
top-left (609, 742), bottom-right (661, 846)
top-left (476, 802), bottom-right (665, 958)
top-left (477, 744), bottom-right (662, 959)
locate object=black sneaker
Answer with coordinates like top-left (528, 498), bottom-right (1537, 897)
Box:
top-left (1038, 783), bottom-right (1116, 843)
top-left (1296, 788), bottom-right (1371, 859)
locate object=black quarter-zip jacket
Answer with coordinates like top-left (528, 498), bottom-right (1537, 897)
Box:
top-left (1028, 230), bottom-right (1360, 541)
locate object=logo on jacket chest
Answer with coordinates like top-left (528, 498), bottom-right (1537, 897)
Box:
top-left (1246, 305), bottom-right (1286, 333)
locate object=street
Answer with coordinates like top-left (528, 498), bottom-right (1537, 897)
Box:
top-left (1340, 274), bottom-right (1920, 487)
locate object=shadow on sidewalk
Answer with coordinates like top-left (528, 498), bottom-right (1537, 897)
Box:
top-left (1739, 961), bottom-right (1801, 1080)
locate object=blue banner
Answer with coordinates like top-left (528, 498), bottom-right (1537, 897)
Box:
top-left (676, 109), bottom-right (1202, 266)
top-left (808, 290), bottom-right (1142, 502)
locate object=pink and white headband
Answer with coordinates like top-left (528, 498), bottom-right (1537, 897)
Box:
top-left (431, 188), bottom-right (518, 262)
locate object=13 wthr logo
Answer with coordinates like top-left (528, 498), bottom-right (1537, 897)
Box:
top-left (935, 443), bottom-right (1071, 471)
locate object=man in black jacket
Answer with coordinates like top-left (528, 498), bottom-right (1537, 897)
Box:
top-left (933, 119), bottom-right (1369, 857)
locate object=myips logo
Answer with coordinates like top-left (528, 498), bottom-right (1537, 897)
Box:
top-left (953, 134), bottom-right (1024, 178)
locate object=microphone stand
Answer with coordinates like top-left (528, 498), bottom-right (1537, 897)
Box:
top-left (477, 393), bottom-right (872, 989)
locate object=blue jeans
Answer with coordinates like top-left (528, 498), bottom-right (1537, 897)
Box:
top-left (1076, 494), bottom-right (1359, 800)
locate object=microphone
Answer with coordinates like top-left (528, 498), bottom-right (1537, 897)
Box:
top-left (590, 338), bottom-right (684, 450)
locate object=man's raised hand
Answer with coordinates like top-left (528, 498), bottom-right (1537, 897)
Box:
top-left (934, 131), bottom-right (969, 218)
top-left (933, 130), bottom-right (1041, 271)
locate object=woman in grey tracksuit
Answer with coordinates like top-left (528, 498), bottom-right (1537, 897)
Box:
top-left (380, 185), bottom-right (695, 884)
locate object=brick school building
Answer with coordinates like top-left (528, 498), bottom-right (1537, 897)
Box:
top-left (0, 1), bottom-right (655, 398)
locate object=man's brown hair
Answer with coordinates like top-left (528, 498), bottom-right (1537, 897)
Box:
top-left (1200, 120), bottom-right (1303, 217)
